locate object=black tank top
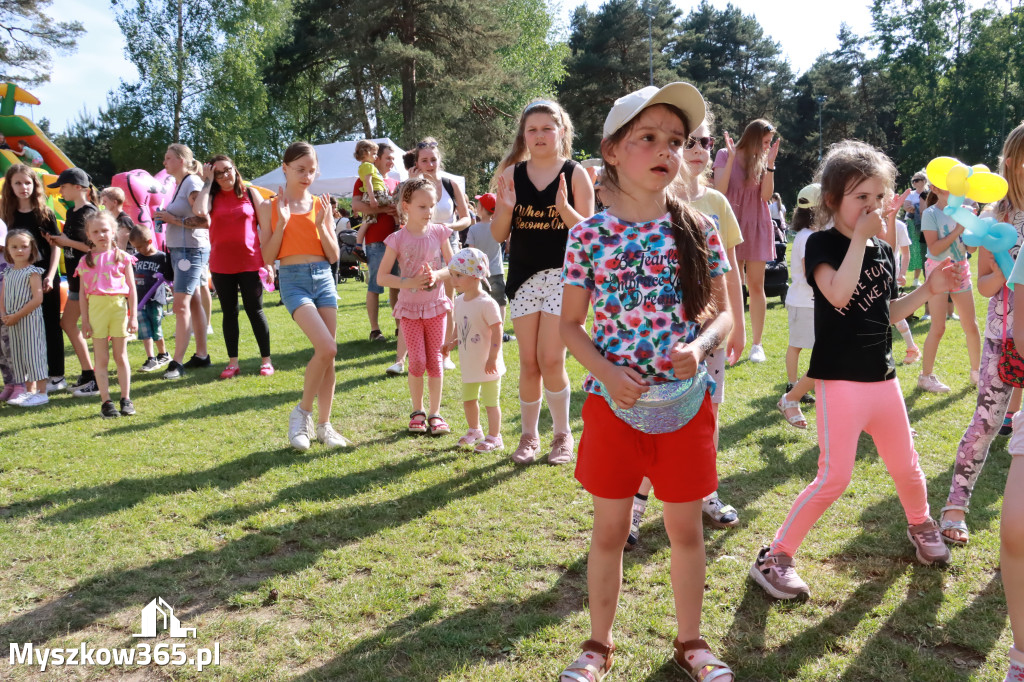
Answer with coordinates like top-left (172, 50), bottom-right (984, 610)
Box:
top-left (506, 159), bottom-right (579, 301)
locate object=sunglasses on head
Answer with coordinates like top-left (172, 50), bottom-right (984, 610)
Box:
top-left (416, 141), bottom-right (438, 149)
top-left (685, 136), bottom-right (715, 151)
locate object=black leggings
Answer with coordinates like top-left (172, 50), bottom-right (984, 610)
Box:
top-left (42, 273), bottom-right (64, 377)
top-left (210, 271), bottom-right (271, 359)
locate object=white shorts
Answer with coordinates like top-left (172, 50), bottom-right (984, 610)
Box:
top-left (510, 268), bottom-right (563, 319)
top-left (787, 305), bottom-right (815, 350)
top-left (705, 348), bottom-right (725, 404)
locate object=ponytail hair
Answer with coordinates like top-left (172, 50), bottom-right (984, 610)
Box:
top-left (167, 143), bottom-right (201, 176)
top-left (600, 102), bottom-right (714, 322)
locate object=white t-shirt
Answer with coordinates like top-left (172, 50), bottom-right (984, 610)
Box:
top-left (787, 228), bottom-right (814, 309)
top-left (453, 292), bottom-right (505, 384)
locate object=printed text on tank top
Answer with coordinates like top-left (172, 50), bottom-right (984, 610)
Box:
top-left (514, 163), bottom-right (570, 230)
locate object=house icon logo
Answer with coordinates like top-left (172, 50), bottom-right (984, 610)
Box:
top-left (133, 597), bottom-right (197, 638)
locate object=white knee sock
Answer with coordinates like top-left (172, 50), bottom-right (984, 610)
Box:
top-left (520, 397), bottom-right (542, 437)
top-left (545, 385), bottom-right (571, 436)
top-left (896, 319), bottom-right (915, 346)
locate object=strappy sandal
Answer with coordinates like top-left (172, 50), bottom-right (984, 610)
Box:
top-left (903, 347), bottom-right (921, 365)
top-left (559, 639), bottom-right (614, 682)
top-left (777, 395), bottom-right (807, 429)
top-left (673, 637), bottom-right (734, 682)
top-left (939, 504), bottom-right (969, 546)
top-left (408, 411), bottom-right (427, 434)
top-left (427, 414), bottom-right (450, 436)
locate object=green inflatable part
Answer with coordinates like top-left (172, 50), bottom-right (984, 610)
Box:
top-left (0, 116), bottom-right (35, 137)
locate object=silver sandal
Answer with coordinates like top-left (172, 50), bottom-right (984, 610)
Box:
top-left (777, 395), bottom-right (807, 429)
top-left (939, 505), bottom-right (969, 546)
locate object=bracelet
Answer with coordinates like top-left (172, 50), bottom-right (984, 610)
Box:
top-left (766, 167), bottom-right (776, 172)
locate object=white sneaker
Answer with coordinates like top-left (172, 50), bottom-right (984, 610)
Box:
top-left (46, 377), bottom-right (66, 393)
top-left (316, 422), bottom-right (351, 448)
top-left (443, 356), bottom-right (457, 370)
top-left (288, 404), bottom-right (314, 451)
top-left (18, 392), bottom-right (49, 407)
top-left (206, 324), bottom-right (215, 335)
top-left (385, 361), bottom-right (405, 376)
top-left (917, 373), bottom-right (951, 394)
top-left (7, 390), bottom-right (33, 406)
top-left (749, 344), bottom-right (766, 363)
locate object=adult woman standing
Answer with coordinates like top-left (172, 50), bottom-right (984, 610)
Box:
top-left (193, 155), bottom-right (273, 379)
top-left (713, 119), bottom-right (780, 364)
top-left (414, 138), bottom-right (472, 370)
top-left (153, 143), bottom-right (211, 379)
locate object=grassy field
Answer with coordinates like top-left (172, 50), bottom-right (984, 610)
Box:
top-left (0, 275), bottom-right (1014, 681)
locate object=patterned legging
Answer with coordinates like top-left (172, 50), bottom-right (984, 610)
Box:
top-left (947, 338), bottom-right (1012, 509)
top-left (401, 313), bottom-right (447, 378)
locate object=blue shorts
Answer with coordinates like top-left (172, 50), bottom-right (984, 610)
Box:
top-left (137, 300), bottom-right (165, 341)
top-left (169, 247), bottom-right (210, 296)
top-left (365, 241), bottom-right (400, 295)
top-left (279, 261), bottom-right (338, 315)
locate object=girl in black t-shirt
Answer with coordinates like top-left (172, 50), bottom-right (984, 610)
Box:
top-left (751, 141), bottom-right (957, 602)
top-left (490, 99), bottom-right (595, 465)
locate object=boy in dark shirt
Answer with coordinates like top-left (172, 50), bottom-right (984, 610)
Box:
top-left (129, 225), bottom-right (173, 371)
top-left (100, 187), bottom-right (137, 254)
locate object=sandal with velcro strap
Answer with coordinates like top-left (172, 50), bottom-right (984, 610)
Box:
top-left (674, 637), bottom-right (734, 681)
top-left (559, 639), bottom-right (614, 682)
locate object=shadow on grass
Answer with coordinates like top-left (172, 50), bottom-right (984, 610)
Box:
top-left (287, 556), bottom-right (589, 682)
top-left (0, 455), bottom-right (525, 646)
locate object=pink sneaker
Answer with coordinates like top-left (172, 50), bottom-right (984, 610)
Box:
top-left (907, 519), bottom-right (951, 566)
top-left (474, 434), bottom-right (504, 452)
top-left (259, 362), bottom-right (275, 377)
top-left (917, 373), bottom-right (950, 393)
top-left (511, 433), bottom-right (540, 464)
top-left (5, 384), bottom-right (26, 405)
top-left (750, 546), bottom-right (810, 600)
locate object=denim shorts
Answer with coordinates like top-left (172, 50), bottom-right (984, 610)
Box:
top-left (365, 241), bottom-right (400, 295)
top-left (279, 261), bottom-right (338, 315)
top-left (169, 247), bottom-right (211, 295)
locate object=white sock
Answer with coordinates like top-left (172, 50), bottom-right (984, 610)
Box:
top-left (520, 397), bottom-right (542, 437)
top-left (545, 385), bottom-right (571, 436)
top-left (896, 319), bottom-right (914, 345)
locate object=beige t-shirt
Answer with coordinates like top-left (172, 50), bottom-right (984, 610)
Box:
top-left (692, 187), bottom-right (743, 251)
top-left (454, 292), bottom-right (506, 384)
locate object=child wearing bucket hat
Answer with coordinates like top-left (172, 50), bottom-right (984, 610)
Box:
top-left (442, 247), bottom-right (506, 452)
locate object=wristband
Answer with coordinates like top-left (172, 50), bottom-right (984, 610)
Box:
top-left (766, 167), bottom-right (776, 172)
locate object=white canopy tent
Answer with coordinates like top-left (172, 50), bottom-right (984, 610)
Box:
top-left (251, 138), bottom-right (466, 198)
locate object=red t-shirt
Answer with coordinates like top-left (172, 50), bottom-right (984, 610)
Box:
top-left (209, 190), bottom-right (264, 274)
top-left (355, 176), bottom-right (399, 244)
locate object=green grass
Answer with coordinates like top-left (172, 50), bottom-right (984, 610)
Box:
top-left (0, 278), bottom-right (1013, 680)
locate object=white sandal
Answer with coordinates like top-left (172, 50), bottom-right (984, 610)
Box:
top-left (939, 504), bottom-right (969, 546)
top-left (777, 395), bottom-right (807, 429)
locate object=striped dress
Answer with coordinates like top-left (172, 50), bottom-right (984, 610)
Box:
top-left (3, 265), bottom-right (47, 382)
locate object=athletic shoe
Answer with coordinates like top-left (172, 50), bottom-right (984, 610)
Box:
top-left (385, 361), bottom-right (405, 376)
top-left (316, 422), bottom-right (351, 448)
top-left (443, 356), bottom-right (457, 370)
top-left (72, 380), bottom-right (99, 398)
top-left (155, 353), bottom-right (171, 368)
top-left (917, 373), bottom-right (950, 394)
top-left (100, 400), bottom-right (120, 419)
top-left (163, 361), bottom-right (186, 380)
top-left (702, 493), bottom-right (740, 528)
top-left (547, 432), bottom-right (575, 465)
top-left (5, 385), bottom-right (27, 405)
top-left (502, 332), bottom-right (516, 343)
top-left (921, 313), bottom-right (932, 321)
top-left (749, 344), bottom-right (766, 363)
top-left (206, 324), bottom-right (215, 336)
top-left (907, 519), bottom-right (951, 566)
top-left (183, 354), bottom-right (212, 369)
top-left (17, 392), bottom-right (49, 407)
top-left (119, 398), bottom-right (136, 416)
top-left (288, 404), bottom-right (314, 451)
top-left (46, 376), bottom-right (67, 393)
top-left (624, 496), bottom-right (648, 551)
top-left (750, 546), bottom-right (810, 600)
top-left (69, 374), bottom-right (93, 392)
top-left (512, 433), bottom-right (541, 464)
top-left (1001, 412), bottom-right (1015, 437)
top-left (139, 357), bottom-right (161, 372)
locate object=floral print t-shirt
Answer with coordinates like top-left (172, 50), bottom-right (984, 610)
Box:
top-left (562, 210), bottom-right (729, 397)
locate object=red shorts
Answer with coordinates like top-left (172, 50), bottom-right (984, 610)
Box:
top-left (574, 392), bottom-right (718, 503)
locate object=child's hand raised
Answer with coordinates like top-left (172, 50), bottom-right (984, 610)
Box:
top-left (496, 174), bottom-right (516, 213)
top-left (722, 131), bottom-right (736, 157)
top-left (602, 365), bottom-right (649, 409)
top-left (925, 257), bottom-right (956, 295)
top-left (767, 137), bottom-right (781, 165)
top-left (555, 173), bottom-right (569, 214)
top-left (670, 342), bottom-right (702, 380)
top-left (276, 187), bottom-right (290, 228)
top-left (316, 194), bottom-right (331, 228)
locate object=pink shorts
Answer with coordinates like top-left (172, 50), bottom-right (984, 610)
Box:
top-left (925, 258), bottom-right (971, 294)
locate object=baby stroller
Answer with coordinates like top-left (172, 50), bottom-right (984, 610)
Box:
top-left (336, 228), bottom-right (366, 283)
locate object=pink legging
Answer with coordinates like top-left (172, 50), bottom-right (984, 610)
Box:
top-left (771, 378), bottom-right (931, 557)
top-left (401, 313), bottom-right (446, 378)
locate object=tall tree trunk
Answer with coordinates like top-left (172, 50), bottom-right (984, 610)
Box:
top-left (174, 0), bottom-right (184, 143)
top-left (399, 0), bottom-right (417, 145)
top-left (352, 65), bottom-right (373, 138)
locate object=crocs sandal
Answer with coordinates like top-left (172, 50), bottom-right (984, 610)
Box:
top-left (673, 637), bottom-right (734, 681)
top-left (939, 504), bottom-right (969, 546)
top-left (777, 395), bottom-right (807, 429)
top-left (559, 639), bottom-right (614, 682)
top-left (427, 414), bottom-right (450, 435)
top-left (408, 411), bottom-right (427, 434)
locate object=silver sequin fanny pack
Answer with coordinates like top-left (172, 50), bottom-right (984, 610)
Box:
top-left (600, 370), bottom-right (711, 434)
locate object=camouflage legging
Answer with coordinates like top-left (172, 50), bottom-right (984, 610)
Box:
top-left (946, 337), bottom-right (1012, 509)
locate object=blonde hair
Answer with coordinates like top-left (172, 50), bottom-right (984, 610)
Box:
top-left (354, 140), bottom-right (378, 161)
top-left (396, 177), bottom-right (437, 224)
top-left (167, 143), bottom-right (201, 176)
top-left (83, 211), bottom-right (128, 269)
top-left (998, 121), bottom-right (1024, 218)
top-left (491, 100), bottom-right (575, 190)
top-left (735, 118), bottom-right (775, 183)
top-left (815, 140), bottom-right (896, 229)
top-left (100, 186), bottom-right (125, 205)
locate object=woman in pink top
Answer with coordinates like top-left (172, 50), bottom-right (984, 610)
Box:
top-left (193, 155), bottom-right (273, 379)
top-left (713, 118), bottom-right (780, 364)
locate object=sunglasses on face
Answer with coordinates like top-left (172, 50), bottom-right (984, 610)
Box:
top-left (214, 167), bottom-right (234, 178)
top-left (912, 178), bottom-right (925, 183)
top-left (416, 141), bottom-right (438, 149)
top-left (685, 136), bottom-right (715, 151)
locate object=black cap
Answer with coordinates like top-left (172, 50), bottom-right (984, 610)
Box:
top-left (47, 168), bottom-right (90, 188)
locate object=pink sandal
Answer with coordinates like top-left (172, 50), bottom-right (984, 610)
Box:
top-left (408, 411), bottom-right (427, 433)
top-left (259, 362), bottom-right (275, 376)
top-left (673, 637), bottom-right (733, 681)
top-left (219, 364), bottom-right (240, 380)
top-left (559, 639), bottom-right (614, 682)
top-left (427, 414), bottom-right (450, 435)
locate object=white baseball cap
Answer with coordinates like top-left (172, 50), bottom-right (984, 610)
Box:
top-left (602, 82), bottom-right (706, 139)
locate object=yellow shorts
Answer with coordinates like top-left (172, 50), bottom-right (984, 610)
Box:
top-left (88, 295), bottom-right (128, 338)
top-left (462, 378), bottom-right (501, 407)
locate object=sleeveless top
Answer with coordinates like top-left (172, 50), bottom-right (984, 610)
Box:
top-left (432, 180), bottom-right (456, 224)
top-left (506, 159), bottom-right (579, 301)
top-left (271, 198), bottom-right (325, 259)
top-left (209, 190), bottom-right (263, 274)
